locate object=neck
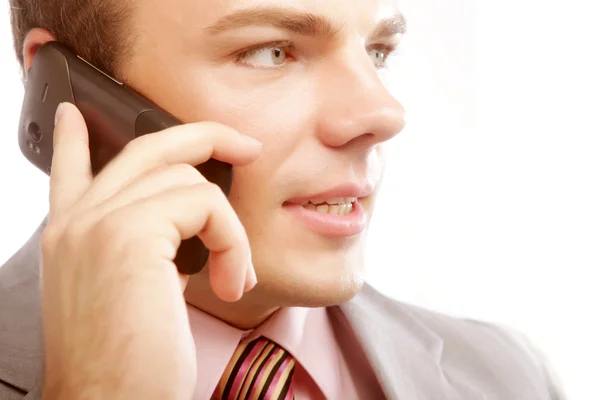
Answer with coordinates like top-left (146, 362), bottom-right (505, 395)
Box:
top-left (183, 274), bottom-right (280, 330)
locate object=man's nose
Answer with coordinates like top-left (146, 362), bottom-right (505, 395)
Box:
top-left (315, 54), bottom-right (406, 149)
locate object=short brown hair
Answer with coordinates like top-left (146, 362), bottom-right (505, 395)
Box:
top-left (9, 0), bottom-right (133, 79)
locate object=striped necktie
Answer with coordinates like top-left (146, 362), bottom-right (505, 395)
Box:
top-left (213, 336), bottom-right (296, 400)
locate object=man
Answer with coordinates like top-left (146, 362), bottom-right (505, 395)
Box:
top-left (0, 0), bottom-right (565, 399)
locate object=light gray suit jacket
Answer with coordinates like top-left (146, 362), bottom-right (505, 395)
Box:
top-left (0, 220), bottom-right (566, 400)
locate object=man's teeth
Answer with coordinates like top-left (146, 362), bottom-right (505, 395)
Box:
top-left (301, 197), bottom-right (356, 205)
top-left (301, 197), bottom-right (356, 215)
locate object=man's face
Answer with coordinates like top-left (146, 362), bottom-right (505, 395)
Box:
top-left (119, 0), bottom-right (405, 307)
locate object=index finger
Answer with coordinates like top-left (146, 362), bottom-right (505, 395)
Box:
top-left (49, 102), bottom-right (93, 221)
top-left (78, 121), bottom-right (262, 210)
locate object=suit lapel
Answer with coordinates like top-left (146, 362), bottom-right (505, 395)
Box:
top-left (339, 284), bottom-right (485, 400)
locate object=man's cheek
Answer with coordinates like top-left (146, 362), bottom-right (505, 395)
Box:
top-left (368, 146), bottom-right (386, 183)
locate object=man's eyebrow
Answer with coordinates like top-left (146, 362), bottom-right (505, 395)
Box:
top-left (204, 7), bottom-right (342, 39)
top-left (369, 13), bottom-right (407, 40)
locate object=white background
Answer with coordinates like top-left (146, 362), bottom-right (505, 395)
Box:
top-left (1, 1), bottom-right (599, 398)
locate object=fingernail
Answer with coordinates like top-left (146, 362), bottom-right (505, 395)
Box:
top-left (244, 263), bottom-right (258, 292)
top-left (54, 103), bottom-right (66, 127)
top-left (244, 135), bottom-right (262, 148)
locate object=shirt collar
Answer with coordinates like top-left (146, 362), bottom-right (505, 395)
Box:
top-left (186, 304), bottom-right (340, 399)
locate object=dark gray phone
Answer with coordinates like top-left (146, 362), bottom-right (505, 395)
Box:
top-left (18, 41), bottom-right (233, 275)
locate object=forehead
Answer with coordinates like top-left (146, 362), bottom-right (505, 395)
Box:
top-left (139, 0), bottom-right (402, 34)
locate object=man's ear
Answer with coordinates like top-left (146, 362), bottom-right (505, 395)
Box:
top-left (23, 28), bottom-right (57, 72)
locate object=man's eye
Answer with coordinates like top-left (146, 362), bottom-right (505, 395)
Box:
top-left (367, 46), bottom-right (395, 68)
top-left (237, 44), bottom-right (291, 68)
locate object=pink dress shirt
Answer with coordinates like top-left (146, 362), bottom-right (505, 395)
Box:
top-left (187, 304), bottom-right (385, 400)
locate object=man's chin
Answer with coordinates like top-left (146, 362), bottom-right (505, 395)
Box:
top-left (264, 270), bottom-right (367, 308)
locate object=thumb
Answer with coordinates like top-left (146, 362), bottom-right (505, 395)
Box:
top-left (49, 102), bottom-right (93, 221)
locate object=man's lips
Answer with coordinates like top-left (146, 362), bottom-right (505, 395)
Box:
top-left (282, 183), bottom-right (373, 237)
top-left (282, 200), bottom-right (367, 237)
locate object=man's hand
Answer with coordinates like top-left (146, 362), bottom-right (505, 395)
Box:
top-left (40, 102), bottom-right (261, 400)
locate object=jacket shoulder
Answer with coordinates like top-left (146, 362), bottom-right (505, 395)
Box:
top-left (0, 220), bottom-right (46, 398)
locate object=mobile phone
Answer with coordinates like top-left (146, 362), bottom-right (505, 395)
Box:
top-left (18, 41), bottom-right (233, 275)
